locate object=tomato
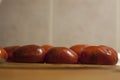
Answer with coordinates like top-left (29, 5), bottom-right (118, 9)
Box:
top-left (13, 45), bottom-right (46, 63)
top-left (4, 46), bottom-right (20, 61)
top-left (41, 44), bottom-right (54, 53)
top-left (79, 45), bottom-right (118, 65)
top-left (0, 47), bottom-right (8, 62)
top-left (45, 47), bottom-right (78, 64)
top-left (70, 44), bottom-right (88, 55)
top-left (98, 45), bottom-right (118, 65)
top-left (70, 44), bottom-right (89, 63)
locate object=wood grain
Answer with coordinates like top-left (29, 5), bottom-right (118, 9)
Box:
top-left (0, 63), bottom-right (120, 80)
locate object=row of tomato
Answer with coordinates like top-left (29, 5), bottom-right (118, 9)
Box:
top-left (0, 44), bottom-right (118, 65)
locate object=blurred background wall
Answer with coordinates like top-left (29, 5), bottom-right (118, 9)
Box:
top-left (0, 0), bottom-right (120, 52)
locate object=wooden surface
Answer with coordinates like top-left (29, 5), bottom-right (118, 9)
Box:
top-left (0, 63), bottom-right (120, 80)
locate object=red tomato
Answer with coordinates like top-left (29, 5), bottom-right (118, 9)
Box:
top-left (70, 44), bottom-right (88, 55)
top-left (41, 44), bottom-right (54, 53)
top-left (45, 47), bottom-right (78, 64)
top-left (4, 46), bottom-right (20, 61)
top-left (0, 47), bottom-right (8, 62)
top-left (70, 44), bottom-right (89, 63)
top-left (79, 45), bottom-right (118, 65)
top-left (13, 45), bottom-right (46, 63)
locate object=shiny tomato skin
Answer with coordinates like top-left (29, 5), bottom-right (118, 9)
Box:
top-left (98, 45), bottom-right (118, 65)
top-left (13, 45), bottom-right (46, 63)
top-left (79, 46), bottom-right (118, 65)
top-left (41, 44), bottom-right (54, 53)
top-left (70, 44), bottom-right (88, 54)
top-left (0, 47), bottom-right (8, 62)
top-left (45, 47), bottom-right (78, 64)
top-left (70, 44), bottom-right (88, 63)
top-left (4, 46), bottom-right (20, 61)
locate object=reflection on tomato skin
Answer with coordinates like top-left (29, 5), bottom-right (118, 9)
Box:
top-left (45, 47), bottom-right (78, 64)
top-left (79, 45), bottom-right (118, 65)
top-left (0, 47), bottom-right (8, 63)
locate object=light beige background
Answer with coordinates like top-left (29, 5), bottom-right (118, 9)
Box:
top-left (0, 0), bottom-right (120, 52)
top-left (0, 0), bottom-right (50, 46)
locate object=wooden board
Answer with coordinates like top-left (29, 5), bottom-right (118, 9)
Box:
top-left (0, 62), bottom-right (117, 69)
top-left (0, 63), bottom-right (120, 80)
